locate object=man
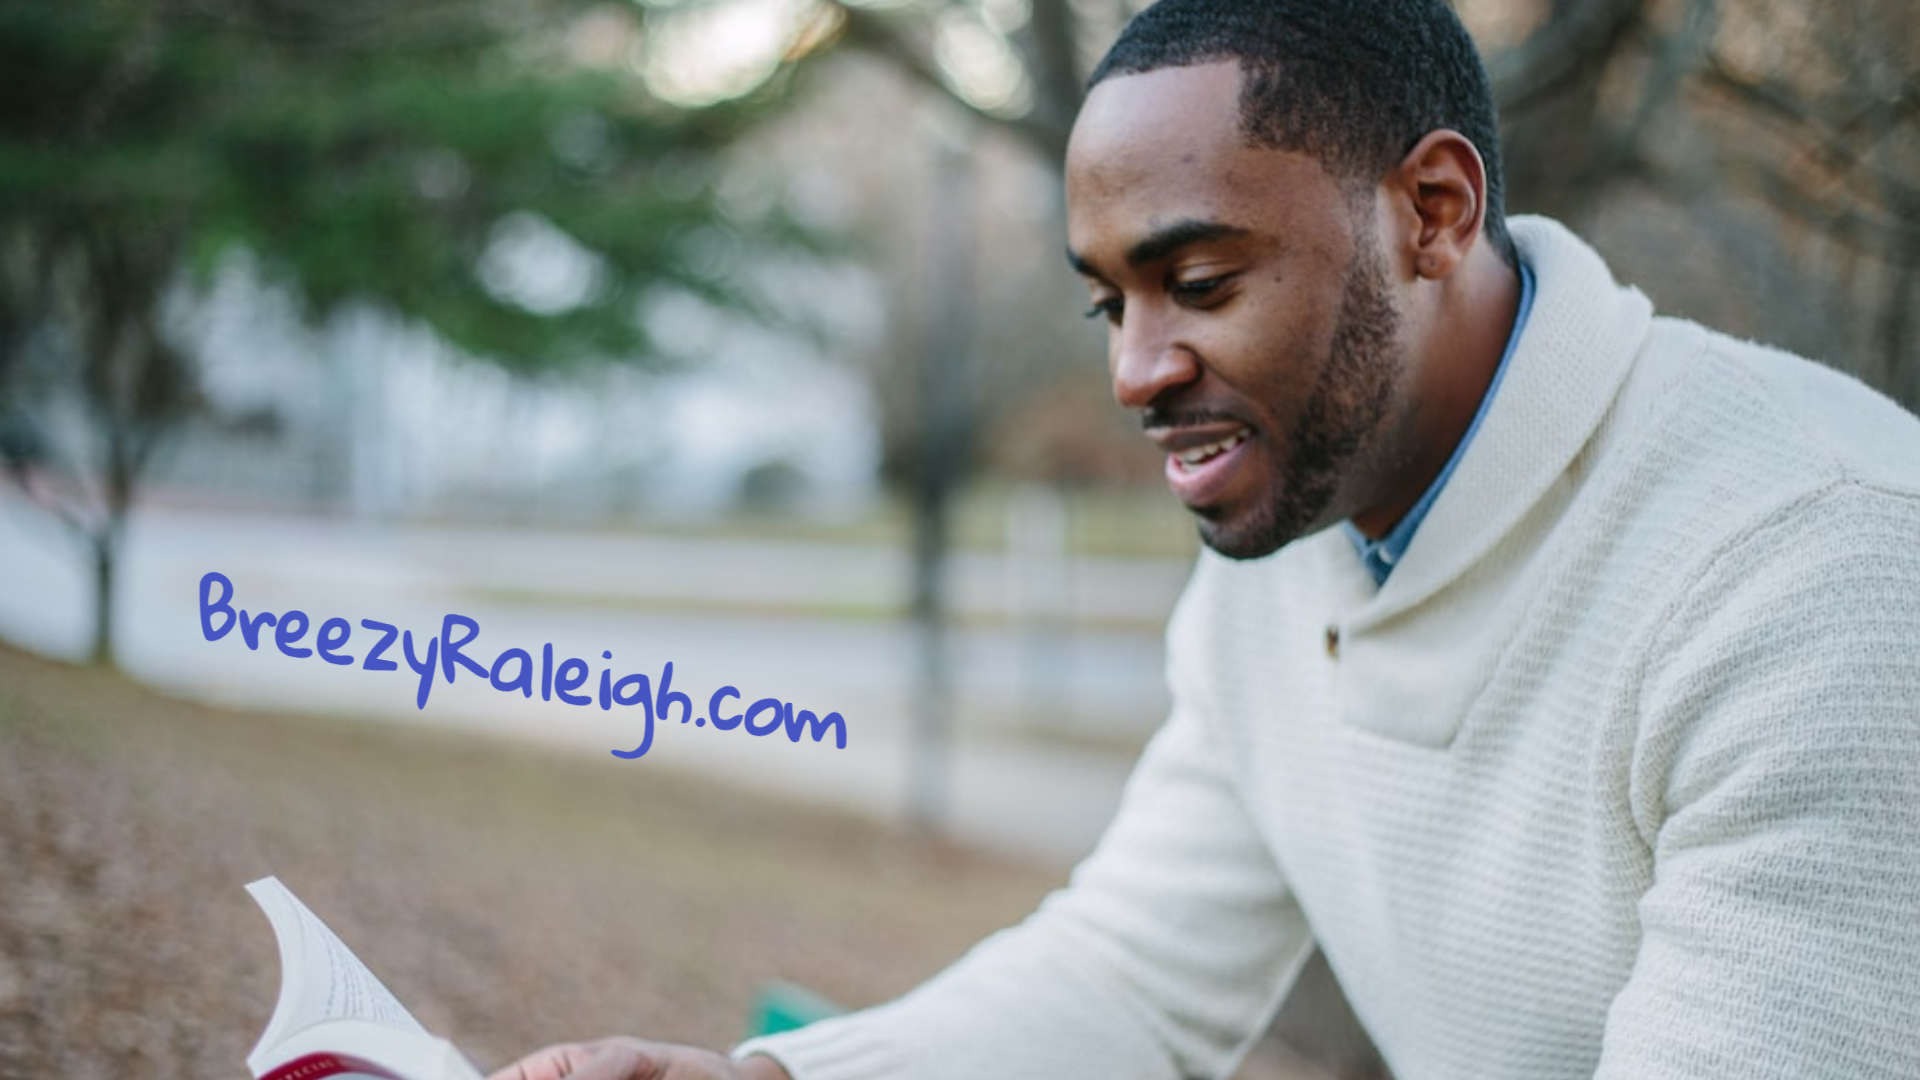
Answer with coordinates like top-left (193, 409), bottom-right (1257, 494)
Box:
top-left (495, 1), bottom-right (1920, 1077)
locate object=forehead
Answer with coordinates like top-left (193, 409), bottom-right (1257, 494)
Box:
top-left (1065, 60), bottom-right (1348, 268)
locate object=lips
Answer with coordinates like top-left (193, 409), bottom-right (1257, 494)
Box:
top-left (1147, 420), bottom-right (1256, 508)
top-left (1173, 428), bottom-right (1249, 467)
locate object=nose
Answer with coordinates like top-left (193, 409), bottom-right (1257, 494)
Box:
top-left (1110, 311), bottom-right (1202, 410)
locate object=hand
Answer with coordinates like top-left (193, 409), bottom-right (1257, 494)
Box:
top-left (487, 1037), bottom-right (791, 1080)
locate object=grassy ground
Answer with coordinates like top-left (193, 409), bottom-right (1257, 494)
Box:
top-left (0, 644), bottom-right (1066, 1078)
top-left (0, 643), bottom-right (1355, 1080)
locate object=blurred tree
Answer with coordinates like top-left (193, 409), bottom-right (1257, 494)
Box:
top-left (785, 0), bottom-right (1916, 405)
top-left (0, 0), bottom-right (805, 665)
top-left (1482, 0), bottom-right (1919, 406)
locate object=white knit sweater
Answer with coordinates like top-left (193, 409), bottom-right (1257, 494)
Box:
top-left (733, 217), bottom-right (1920, 1079)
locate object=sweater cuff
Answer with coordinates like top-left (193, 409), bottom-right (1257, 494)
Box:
top-left (730, 1014), bottom-right (909, 1080)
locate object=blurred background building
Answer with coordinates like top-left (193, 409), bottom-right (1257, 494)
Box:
top-left (166, 246), bottom-right (884, 520)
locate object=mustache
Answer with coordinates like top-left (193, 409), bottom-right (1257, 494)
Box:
top-left (1141, 404), bottom-right (1249, 430)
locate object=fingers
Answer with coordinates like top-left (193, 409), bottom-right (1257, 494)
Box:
top-left (567, 1041), bottom-right (663, 1080)
top-left (487, 1039), bottom-right (664, 1080)
top-left (486, 1042), bottom-right (602, 1080)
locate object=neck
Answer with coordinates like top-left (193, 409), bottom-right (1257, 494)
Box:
top-left (1349, 244), bottom-right (1522, 539)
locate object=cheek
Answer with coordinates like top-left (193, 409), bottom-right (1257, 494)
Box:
top-left (1206, 303), bottom-right (1339, 414)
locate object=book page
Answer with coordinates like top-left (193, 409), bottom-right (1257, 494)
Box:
top-left (247, 877), bottom-right (428, 1070)
top-left (258, 1021), bottom-right (485, 1080)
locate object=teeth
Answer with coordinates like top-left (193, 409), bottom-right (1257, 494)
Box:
top-left (1176, 429), bottom-right (1248, 467)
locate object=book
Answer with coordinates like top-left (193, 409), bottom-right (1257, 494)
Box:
top-left (245, 876), bottom-right (484, 1080)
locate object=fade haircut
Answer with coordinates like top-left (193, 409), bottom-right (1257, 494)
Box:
top-left (1088, 0), bottom-right (1515, 266)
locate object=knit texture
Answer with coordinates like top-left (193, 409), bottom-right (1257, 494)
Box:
top-left (733, 217), bottom-right (1920, 1080)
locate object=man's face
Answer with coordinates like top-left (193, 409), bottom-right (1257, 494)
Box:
top-left (1065, 60), bottom-right (1407, 559)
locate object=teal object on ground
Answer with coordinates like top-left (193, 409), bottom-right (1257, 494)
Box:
top-left (749, 981), bottom-right (843, 1037)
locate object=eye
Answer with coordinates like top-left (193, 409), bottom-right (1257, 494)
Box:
top-left (1170, 275), bottom-right (1230, 304)
top-left (1083, 296), bottom-right (1124, 324)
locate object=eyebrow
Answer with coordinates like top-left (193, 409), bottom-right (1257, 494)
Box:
top-left (1066, 218), bottom-right (1252, 277)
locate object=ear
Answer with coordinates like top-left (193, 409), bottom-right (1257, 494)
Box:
top-left (1385, 129), bottom-right (1487, 282)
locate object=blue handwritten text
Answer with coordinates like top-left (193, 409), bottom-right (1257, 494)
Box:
top-left (197, 570), bottom-right (848, 760)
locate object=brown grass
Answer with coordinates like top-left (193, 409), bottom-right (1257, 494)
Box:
top-left (0, 643), bottom-right (1064, 1078)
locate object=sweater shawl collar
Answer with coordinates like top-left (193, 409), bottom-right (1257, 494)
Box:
top-left (1339, 215), bottom-right (1654, 628)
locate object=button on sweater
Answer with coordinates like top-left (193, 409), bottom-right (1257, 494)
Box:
top-left (734, 217), bottom-right (1920, 1080)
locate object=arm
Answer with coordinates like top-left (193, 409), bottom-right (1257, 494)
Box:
top-left (1596, 484), bottom-right (1920, 1078)
top-left (491, 562), bottom-right (1312, 1080)
top-left (733, 572), bottom-right (1314, 1080)
top-left (492, 693), bottom-right (1308, 1080)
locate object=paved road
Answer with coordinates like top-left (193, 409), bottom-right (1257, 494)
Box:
top-left (0, 493), bottom-right (1192, 863)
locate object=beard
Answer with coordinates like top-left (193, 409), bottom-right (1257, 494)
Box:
top-left (1197, 230), bottom-right (1402, 560)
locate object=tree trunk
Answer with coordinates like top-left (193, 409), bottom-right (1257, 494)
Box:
top-left (1880, 183), bottom-right (1918, 413)
top-left (92, 398), bottom-right (139, 668)
top-left (909, 478), bottom-right (953, 831)
top-left (907, 128), bottom-right (978, 834)
top-left (1884, 242), bottom-right (1916, 414)
top-left (89, 526), bottom-right (116, 666)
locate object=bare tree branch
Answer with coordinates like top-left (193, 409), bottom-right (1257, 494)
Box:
top-left (1699, 58), bottom-right (1920, 209)
top-left (1020, 0), bottom-right (1086, 137)
top-left (1620, 0), bottom-right (1718, 147)
top-left (1741, 163), bottom-right (1920, 263)
top-left (831, 2), bottom-right (1070, 164)
top-left (1631, 147), bottom-right (1920, 264)
top-left (1490, 0), bottom-right (1644, 116)
top-left (2, 459), bottom-right (97, 542)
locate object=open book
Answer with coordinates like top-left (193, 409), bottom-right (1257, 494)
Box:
top-left (245, 877), bottom-right (484, 1080)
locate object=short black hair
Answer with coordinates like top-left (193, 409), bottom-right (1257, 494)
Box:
top-left (1088, 0), bottom-right (1515, 265)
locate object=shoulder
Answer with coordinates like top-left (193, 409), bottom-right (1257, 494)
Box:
top-left (1625, 475), bottom-right (1920, 836)
top-left (1620, 356), bottom-right (1920, 713)
top-left (1641, 475), bottom-right (1920, 660)
top-left (1618, 316), bottom-right (1920, 496)
top-left (1538, 313), bottom-right (1920, 828)
top-left (1573, 316), bottom-right (1920, 618)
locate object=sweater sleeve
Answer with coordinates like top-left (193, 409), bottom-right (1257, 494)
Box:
top-left (731, 573), bottom-right (1315, 1080)
top-left (1595, 483), bottom-right (1920, 1078)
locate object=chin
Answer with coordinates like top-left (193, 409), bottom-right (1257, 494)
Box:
top-left (1192, 487), bottom-right (1341, 561)
top-left (1194, 509), bottom-right (1293, 561)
